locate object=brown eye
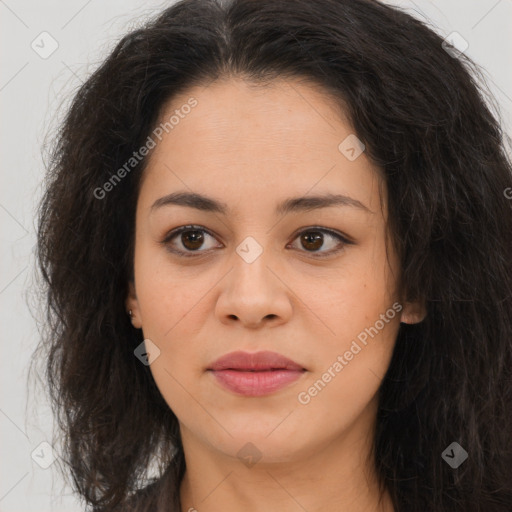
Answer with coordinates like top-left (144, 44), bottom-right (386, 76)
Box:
top-left (288, 227), bottom-right (350, 257)
top-left (163, 225), bottom-right (350, 259)
top-left (181, 230), bottom-right (205, 250)
top-left (162, 225), bottom-right (222, 256)
top-left (300, 231), bottom-right (324, 251)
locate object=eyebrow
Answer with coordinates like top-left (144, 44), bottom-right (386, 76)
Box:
top-left (151, 191), bottom-right (373, 215)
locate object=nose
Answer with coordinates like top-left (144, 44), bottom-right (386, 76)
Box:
top-left (215, 250), bottom-right (293, 329)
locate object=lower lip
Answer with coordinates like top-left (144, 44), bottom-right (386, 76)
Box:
top-left (209, 369), bottom-right (305, 396)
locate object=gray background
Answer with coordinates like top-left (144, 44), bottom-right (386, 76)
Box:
top-left (1, 0), bottom-right (511, 510)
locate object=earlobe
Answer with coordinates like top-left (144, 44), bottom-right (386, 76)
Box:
top-left (125, 281), bottom-right (142, 329)
top-left (400, 299), bottom-right (427, 325)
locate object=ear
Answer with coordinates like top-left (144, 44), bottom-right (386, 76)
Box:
top-left (125, 281), bottom-right (143, 329)
top-left (400, 299), bottom-right (427, 325)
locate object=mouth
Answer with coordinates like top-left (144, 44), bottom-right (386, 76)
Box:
top-left (207, 351), bottom-right (306, 396)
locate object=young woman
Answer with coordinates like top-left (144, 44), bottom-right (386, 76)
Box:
top-left (35, 0), bottom-right (512, 511)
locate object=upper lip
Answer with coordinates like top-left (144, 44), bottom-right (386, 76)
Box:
top-left (208, 351), bottom-right (305, 371)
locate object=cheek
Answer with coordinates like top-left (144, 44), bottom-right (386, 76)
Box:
top-left (133, 249), bottom-right (216, 396)
top-left (312, 249), bottom-right (398, 342)
top-left (296, 291), bottom-right (400, 426)
top-left (134, 245), bottom-right (211, 338)
top-left (304, 241), bottom-right (400, 389)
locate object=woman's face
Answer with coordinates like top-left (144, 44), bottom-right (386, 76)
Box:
top-left (127, 77), bottom-right (423, 465)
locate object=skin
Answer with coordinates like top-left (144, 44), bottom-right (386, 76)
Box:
top-left (126, 77), bottom-right (426, 512)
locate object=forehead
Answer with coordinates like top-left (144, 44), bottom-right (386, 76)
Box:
top-left (153, 77), bottom-right (350, 160)
top-left (138, 77), bottom-right (385, 218)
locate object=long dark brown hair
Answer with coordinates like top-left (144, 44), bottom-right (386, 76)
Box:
top-left (33, 0), bottom-right (512, 510)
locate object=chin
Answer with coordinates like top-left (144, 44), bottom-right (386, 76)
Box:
top-left (219, 436), bottom-right (304, 466)
top-left (199, 419), bottom-right (312, 463)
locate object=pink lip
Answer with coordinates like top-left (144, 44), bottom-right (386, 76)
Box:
top-left (207, 351), bottom-right (306, 397)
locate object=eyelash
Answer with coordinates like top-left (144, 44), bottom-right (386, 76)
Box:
top-left (160, 224), bottom-right (353, 259)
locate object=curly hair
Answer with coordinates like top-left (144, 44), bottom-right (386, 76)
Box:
top-left (34, 0), bottom-right (512, 510)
